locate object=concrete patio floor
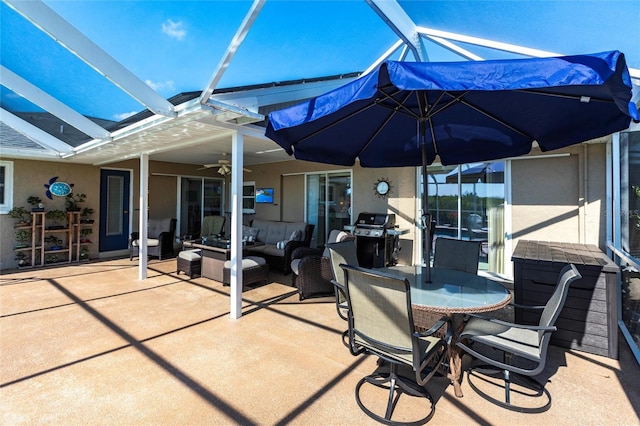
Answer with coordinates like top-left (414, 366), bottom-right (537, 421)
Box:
top-left (1, 258), bottom-right (639, 425)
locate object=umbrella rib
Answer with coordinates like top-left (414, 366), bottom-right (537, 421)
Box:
top-left (457, 98), bottom-right (531, 138)
top-left (291, 101), bottom-right (379, 146)
top-left (377, 88), bottom-right (421, 120)
top-left (513, 88), bottom-right (617, 104)
top-left (425, 91), bottom-right (468, 119)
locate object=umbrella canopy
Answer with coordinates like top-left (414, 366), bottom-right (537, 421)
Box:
top-left (445, 162), bottom-right (505, 184)
top-left (265, 51), bottom-right (638, 278)
top-left (266, 51), bottom-right (637, 166)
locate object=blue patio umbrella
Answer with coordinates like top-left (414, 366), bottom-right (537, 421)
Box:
top-left (265, 51), bottom-right (638, 281)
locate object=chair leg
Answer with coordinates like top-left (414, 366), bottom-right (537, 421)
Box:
top-left (466, 365), bottom-right (551, 413)
top-left (355, 361), bottom-right (435, 425)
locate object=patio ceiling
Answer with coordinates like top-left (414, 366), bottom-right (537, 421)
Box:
top-left (1, 0), bottom-right (639, 169)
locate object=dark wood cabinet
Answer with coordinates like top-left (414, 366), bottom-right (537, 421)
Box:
top-left (512, 240), bottom-right (619, 358)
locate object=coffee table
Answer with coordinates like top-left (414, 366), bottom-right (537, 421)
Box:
top-left (183, 239), bottom-right (264, 283)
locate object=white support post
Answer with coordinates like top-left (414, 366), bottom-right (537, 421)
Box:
top-left (230, 132), bottom-right (244, 319)
top-left (139, 154), bottom-right (149, 280)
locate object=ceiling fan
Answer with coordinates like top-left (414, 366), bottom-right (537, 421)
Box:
top-left (199, 153), bottom-right (251, 176)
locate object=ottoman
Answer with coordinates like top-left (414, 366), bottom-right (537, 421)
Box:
top-left (223, 256), bottom-right (269, 287)
top-left (177, 249), bottom-right (202, 278)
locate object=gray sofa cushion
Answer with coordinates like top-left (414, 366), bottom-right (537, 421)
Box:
top-left (250, 219), bottom-right (307, 245)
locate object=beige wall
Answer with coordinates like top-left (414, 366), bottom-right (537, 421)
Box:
top-left (510, 143), bottom-right (607, 255)
top-left (1, 159), bottom-right (101, 270)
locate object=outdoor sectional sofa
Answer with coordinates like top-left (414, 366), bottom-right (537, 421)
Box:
top-left (244, 219), bottom-right (314, 275)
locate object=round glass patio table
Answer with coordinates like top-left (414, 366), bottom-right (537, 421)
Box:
top-left (384, 266), bottom-right (512, 398)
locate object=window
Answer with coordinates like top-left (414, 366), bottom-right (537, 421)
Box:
top-left (615, 131), bottom-right (640, 357)
top-left (242, 181), bottom-right (255, 214)
top-left (0, 160), bottom-right (14, 214)
top-left (620, 131), bottom-right (640, 258)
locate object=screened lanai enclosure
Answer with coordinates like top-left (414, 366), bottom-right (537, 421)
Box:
top-left (1, 0), bottom-right (639, 361)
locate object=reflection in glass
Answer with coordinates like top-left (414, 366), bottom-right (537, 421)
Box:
top-left (426, 162), bottom-right (505, 274)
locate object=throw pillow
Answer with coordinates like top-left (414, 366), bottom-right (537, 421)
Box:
top-left (289, 229), bottom-right (302, 241)
top-left (242, 226), bottom-right (260, 242)
top-left (276, 240), bottom-right (288, 250)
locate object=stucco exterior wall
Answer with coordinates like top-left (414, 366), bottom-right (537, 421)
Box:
top-left (0, 159), bottom-right (100, 270)
top-left (510, 142), bottom-right (607, 257)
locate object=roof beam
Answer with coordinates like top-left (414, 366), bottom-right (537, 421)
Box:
top-left (416, 26), bottom-right (562, 58)
top-left (423, 36), bottom-right (484, 61)
top-left (1, 66), bottom-right (111, 140)
top-left (1, 108), bottom-right (74, 154)
top-left (201, 0), bottom-right (265, 103)
top-left (4, 0), bottom-right (176, 117)
top-left (366, 0), bottom-right (428, 61)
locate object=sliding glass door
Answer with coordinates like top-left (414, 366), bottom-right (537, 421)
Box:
top-left (306, 171), bottom-right (352, 248)
top-left (426, 161), bottom-right (506, 274)
top-left (179, 177), bottom-right (224, 239)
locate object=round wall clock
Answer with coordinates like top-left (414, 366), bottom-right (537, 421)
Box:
top-left (374, 178), bottom-right (391, 198)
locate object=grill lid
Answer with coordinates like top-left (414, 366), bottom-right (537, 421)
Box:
top-left (354, 212), bottom-right (396, 229)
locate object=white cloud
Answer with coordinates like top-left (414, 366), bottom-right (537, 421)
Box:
top-left (145, 79), bottom-right (175, 92)
top-left (113, 111), bottom-right (138, 121)
top-left (162, 19), bottom-right (186, 41)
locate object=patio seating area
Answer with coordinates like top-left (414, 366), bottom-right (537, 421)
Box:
top-left (1, 258), bottom-right (639, 425)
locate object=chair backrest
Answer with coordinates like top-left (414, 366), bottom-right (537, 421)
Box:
top-left (433, 237), bottom-right (481, 274)
top-left (341, 264), bottom-right (415, 362)
top-left (538, 263), bottom-right (581, 343)
top-left (148, 218), bottom-right (176, 239)
top-left (322, 230), bottom-right (355, 256)
top-left (328, 240), bottom-right (358, 287)
top-left (201, 215), bottom-right (225, 238)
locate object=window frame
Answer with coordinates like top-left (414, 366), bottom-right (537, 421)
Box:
top-left (0, 160), bottom-right (14, 214)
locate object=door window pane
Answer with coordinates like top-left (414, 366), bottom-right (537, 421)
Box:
top-left (426, 161), bottom-right (505, 274)
top-left (106, 176), bottom-right (123, 236)
top-left (180, 177), bottom-right (224, 238)
top-left (305, 171), bottom-right (352, 248)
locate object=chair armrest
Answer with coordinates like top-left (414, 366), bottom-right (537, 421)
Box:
top-left (284, 240), bottom-right (308, 260)
top-left (465, 313), bottom-right (557, 332)
top-left (291, 246), bottom-right (323, 260)
top-left (415, 316), bottom-right (453, 344)
top-left (130, 231), bottom-right (139, 240)
top-left (509, 302), bottom-right (545, 311)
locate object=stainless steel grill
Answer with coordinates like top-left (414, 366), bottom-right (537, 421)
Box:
top-left (353, 212), bottom-right (396, 268)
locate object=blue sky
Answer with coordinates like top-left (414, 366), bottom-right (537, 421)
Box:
top-left (1, 0), bottom-right (638, 122)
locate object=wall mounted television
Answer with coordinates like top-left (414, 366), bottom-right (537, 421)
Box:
top-left (255, 188), bottom-right (274, 204)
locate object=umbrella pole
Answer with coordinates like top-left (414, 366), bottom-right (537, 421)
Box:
top-left (420, 121), bottom-right (432, 282)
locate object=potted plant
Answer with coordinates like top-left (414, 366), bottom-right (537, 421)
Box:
top-left (45, 254), bottom-right (60, 264)
top-left (14, 229), bottom-right (31, 249)
top-left (45, 209), bottom-right (67, 229)
top-left (79, 246), bottom-right (90, 261)
top-left (44, 235), bottom-right (64, 250)
top-left (15, 252), bottom-right (30, 267)
top-left (80, 207), bottom-right (95, 224)
top-left (80, 228), bottom-right (93, 243)
top-left (8, 206), bottom-right (30, 226)
top-left (27, 195), bottom-right (44, 212)
top-left (65, 192), bottom-right (86, 212)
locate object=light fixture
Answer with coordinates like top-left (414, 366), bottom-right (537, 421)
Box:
top-left (217, 164), bottom-right (231, 176)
